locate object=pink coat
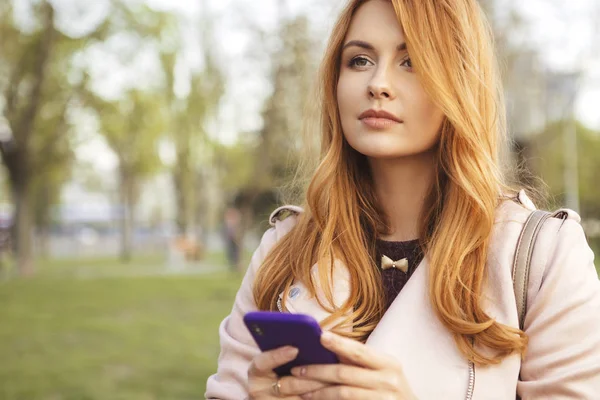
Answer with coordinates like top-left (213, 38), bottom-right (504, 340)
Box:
top-left (205, 192), bottom-right (600, 399)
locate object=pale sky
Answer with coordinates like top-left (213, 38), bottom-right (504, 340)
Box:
top-left (50, 0), bottom-right (600, 173)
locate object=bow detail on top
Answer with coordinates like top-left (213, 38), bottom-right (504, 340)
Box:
top-left (381, 255), bottom-right (409, 272)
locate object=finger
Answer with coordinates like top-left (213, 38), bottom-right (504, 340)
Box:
top-left (301, 385), bottom-right (376, 400)
top-left (320, 331), bottom-right (391, 369)
top-left (248, 346), bottom-right (299, 377)
top-left (291, 364), bottom-right (392, 390)
top-left (278, 376), bottom-right (331, 396)
top-left (247, 377), bottom-right (303, 400)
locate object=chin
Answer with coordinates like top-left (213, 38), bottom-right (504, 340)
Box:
top-left (345, 130), bottom-right (440, 160)
top-left (360, 150), bottom-right (420, 160)
top-left (346, 136), bottom-right (414, 158)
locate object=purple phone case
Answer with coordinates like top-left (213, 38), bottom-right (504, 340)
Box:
top-left (243, 311), bottom-right (339, 376)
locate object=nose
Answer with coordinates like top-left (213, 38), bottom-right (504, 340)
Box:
top-left (368, 66), bottom-right (396, 100)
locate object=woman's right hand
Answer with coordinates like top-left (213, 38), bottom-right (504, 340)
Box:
top-left (247, 346), bottom-right (330, 399)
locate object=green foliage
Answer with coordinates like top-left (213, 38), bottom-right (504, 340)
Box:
top-left (212, 139), bottom-right (256, 195)
top-left (256, 15), bottom-right (316, 191)
top-left (158, 10), bottom-right (226, 234)
top-left (215, 13), bottom-right (319, 231)
top-left (0, 0), bottom-right (183, 263)
top-left (531, 121), bottom-right (600, 218)
top-left (94, 89), bottom-right (165, 185)
top-left (0, 0), bottom-right (106, 272)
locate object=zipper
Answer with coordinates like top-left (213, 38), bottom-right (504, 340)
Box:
top-left (465, 361), bottom-right (475, 400)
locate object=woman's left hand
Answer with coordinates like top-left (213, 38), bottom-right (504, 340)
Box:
top-left (290, 331), bottom-right (417, 400)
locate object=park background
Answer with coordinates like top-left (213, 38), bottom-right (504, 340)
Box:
top-left (0, 0), bottom-right (599, 398)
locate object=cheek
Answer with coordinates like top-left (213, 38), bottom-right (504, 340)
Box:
top-left (406, 86), bottom-right (444, 136)
top-left (337, 76), bottom-right (352, 118)
top-left (337, 72), bottom-right (364, 119)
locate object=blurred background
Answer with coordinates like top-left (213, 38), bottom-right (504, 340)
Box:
top-left (0, 0), bottom-right (598, 398)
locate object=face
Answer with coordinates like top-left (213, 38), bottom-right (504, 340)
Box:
top-left (337, 0), bottom-right (445, 160)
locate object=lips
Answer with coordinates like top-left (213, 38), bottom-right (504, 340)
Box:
top-left (358, 109), bottom-right (403, 123)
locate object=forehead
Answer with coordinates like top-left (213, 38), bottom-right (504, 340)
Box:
top-left (345, 0), bottom-right (405, 45)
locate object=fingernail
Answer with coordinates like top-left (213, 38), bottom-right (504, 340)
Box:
top-left (291, 366), bottom-right (306, 376)
top-left (302, 393), bottom-right (313, 399)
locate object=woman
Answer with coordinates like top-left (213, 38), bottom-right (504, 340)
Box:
top-left (206, 0), bottom-right (600, 398)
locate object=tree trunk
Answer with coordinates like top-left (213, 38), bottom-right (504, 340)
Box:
top-left (195, 172), bottom-right (208, 247)
top-left (119, 171), bottom-right (134, 263)
top-left (12, 181), bottom-right (34, 276)
top-left (35, 182), bottom-right (52, 260)
top-left (36, 225), bottom-right (50, 260)
top-left (173, 146), bottom-right (193, 237)
top-left (173, 168), bottom-right (189, 236)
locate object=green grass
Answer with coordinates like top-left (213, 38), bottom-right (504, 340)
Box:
top-left (202, 250), bottom-right (254, 271)
top-left (34, 254), bottom-right (168, 278)
top-left (0, 250), bottom-right (249, 280)
top-left (0, 270), bottom-right (243, 400)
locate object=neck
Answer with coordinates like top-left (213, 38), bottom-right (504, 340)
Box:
top-left (368, 150), bottom-right (436, 242)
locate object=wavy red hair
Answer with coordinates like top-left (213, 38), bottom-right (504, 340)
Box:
top-left (253, 0), bottom-right (526, 366)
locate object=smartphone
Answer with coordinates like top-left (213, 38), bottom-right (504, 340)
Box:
top-left (243, 311), bottom-right (339, 376)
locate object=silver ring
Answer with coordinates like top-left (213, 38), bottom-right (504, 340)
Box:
top-left (271, 378), bottom-right (282, 396)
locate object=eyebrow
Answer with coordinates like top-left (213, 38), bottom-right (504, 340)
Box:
top-left (341, 40), bottom-right (407, 52)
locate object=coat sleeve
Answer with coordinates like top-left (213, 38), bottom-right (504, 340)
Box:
top-left (205, 216), bottom-right (298, 399)
top-left (517, 219), bottom-right (600, 399)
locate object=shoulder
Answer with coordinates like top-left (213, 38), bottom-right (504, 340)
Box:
top-left (490, 189), bottom-right (592, 291)
top-left (484, 190), bottom-right (594, 324)
top-left (489, 189), bottom-right (587, 280)
top-left (259, 205), bottom-right (305, 249)
top-left (245, 205), bottom-right (304, 276)
top-left (269, 205), bottom-right (305, 227)
top-left (494, 189), bottom-right (581, 228)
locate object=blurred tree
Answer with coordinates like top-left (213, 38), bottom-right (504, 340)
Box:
top-left (73, 3), bottom-right (179, 262)
top-left (160, 47), bottom-right (224, 238)
top-left (30, 101), bottom-right (75, 259)
top-left (0, 1), bottom-right (103, 274)
top-left (0, 168), bottom-right (8, 203)
top-left (228, 13), bottom-right (317, 268)
top-left (478, 0), bottom-right (557, 197)
top-left (85, 89), bottom-right (165, 262)
top-left (532, 121), bottom-right (600, 218)
top-left (158, 0), bottom-right (225, 240)
top-left (256, 15), bottom-right (315, 189)
top-left (0, 1), bottom-right (57, 275)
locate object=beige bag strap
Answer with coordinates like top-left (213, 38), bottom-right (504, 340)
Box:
top-left (512, 209), bottom-right (570, 329)
top-left (513, 208), bottom-right (570, 400)
top-left (512, 210), bottom-right (552, 330)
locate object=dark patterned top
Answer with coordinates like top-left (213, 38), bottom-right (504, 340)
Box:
top-left (375, 239), bottom-right (424, 312)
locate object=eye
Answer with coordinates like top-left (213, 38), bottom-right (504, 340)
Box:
top-left (401, 57), bottom-right (413, 70)
top-left (348, 56), bottom-right (372, 68)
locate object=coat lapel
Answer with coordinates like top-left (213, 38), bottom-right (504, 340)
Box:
top-left (366, 257), bottom-right (472, 399)
top-left (279, 259), bottom-right (352, 332)
top-left (282, 256), bottom-right (471, 398)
